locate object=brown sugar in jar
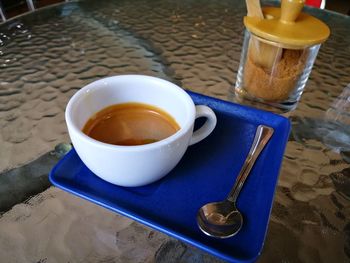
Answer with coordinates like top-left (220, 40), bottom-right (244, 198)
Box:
top-left (243, 48), bottom-right (308, 102)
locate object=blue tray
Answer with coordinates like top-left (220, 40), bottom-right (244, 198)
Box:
top-left (49, 91), bottom-right (290, 262)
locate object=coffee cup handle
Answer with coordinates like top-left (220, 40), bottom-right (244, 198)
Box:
top-left (189, 105), bottom-right (217, 146)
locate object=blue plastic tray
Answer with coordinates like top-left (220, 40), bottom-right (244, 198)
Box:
top-left (49, 91), bottom-right (290, 262)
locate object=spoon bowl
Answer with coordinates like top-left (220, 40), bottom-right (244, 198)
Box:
top-left (197, 200), bottom-right (243, 238)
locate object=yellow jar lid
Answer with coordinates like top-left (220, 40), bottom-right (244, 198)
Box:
top-left (244, 0), bottom-right (330, 48)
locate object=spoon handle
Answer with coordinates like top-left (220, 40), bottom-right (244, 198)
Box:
top-left (227, 125), bottom-right (274, 203)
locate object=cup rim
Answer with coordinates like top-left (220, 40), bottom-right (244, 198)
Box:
top-left (65, 74), bottom-right (196, 151)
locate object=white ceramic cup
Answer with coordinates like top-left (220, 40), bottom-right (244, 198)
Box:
top-left (65, 75), bottom-right (217, 187)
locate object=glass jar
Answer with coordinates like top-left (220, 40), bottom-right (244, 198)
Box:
top-left (235, 30), bottom-right (321, 112)
top-left (235, 0), bottom-right (330, 113)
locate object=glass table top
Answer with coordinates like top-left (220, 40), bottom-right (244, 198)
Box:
top-left (0, 0), bottom-right (349, 262)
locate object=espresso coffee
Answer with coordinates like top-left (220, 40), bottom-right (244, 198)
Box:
top-left (82, 103), bottom-right (180, 146)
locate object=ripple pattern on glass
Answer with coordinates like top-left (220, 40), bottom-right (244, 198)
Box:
top-left (0, 7), bottom-right (168, 172)
top-left (0, 0), bottom-right (350, 262)
top-left (0, 187), bottom-right (168, 262)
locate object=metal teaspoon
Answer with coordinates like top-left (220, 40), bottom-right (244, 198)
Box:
top-left (197, 125), bottom-right (274, 238)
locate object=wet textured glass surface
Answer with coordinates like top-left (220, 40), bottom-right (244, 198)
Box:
top-left (0, 0), bottom-right (349, 262)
